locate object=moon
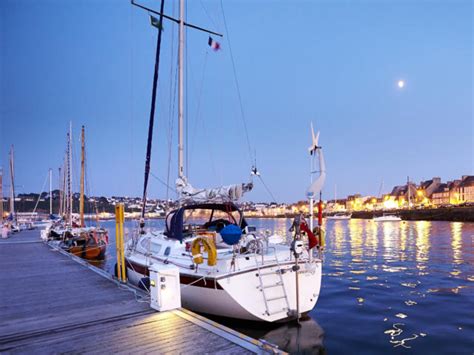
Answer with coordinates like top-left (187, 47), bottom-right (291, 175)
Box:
top-left (397, 80), bottom-right (405, 88)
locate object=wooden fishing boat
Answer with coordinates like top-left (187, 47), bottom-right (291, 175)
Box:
top-left (62, 227), bottom-right (108, 260)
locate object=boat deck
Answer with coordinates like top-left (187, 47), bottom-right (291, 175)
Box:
top-left (0, 230), bottom-right (278, 354)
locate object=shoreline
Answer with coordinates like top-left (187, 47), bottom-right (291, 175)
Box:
top-left (245, 206), bottom-right (474, 223)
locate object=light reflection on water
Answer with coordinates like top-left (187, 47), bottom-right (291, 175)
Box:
top-left (99, 218), bottom-right (474, 354)
top-left (451, 222), bottom-right (463, 265)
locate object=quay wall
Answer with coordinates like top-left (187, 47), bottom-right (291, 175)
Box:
top-left (349, 206), bottom-right (474, 223)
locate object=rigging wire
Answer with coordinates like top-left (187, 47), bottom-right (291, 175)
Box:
top-left (258, 175), bottom-right (277, 203)
top-left (219, 0), bottom-right (253, 167)
top-left (166, 51), bottom-right (179, 201)
top-left (199, 0), bottom-right (218, 30)
top-left (253, 168), bottom-right (278, 203)
top-left (32, 171), bottom-right (49, 214)
top-left (150, 172), bottom-right (178, 194)
top-left (188, 51), bottom-right (218, 179)
top-left (84, 140), bottom-right (100, 227)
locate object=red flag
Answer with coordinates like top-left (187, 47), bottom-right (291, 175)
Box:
top-left (300, 222), bottom-right (318, 249)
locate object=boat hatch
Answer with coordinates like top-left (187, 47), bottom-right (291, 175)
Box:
top-left (150, 242), bottom-right (162, 254)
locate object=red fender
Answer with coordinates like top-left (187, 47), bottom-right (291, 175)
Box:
top-left (300, 221), bottom-right (318, 249)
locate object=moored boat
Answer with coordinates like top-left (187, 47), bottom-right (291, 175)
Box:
top-left (124, 0), bottom-right (328, 322)
top-left (326, 213), bottom-right (352, 220)
top-left (125, 202), bottom-right (322, 322)
top-left (373, 214), bottom-right (401, 222)
top-left (46, 124), bottom-right (108, 261)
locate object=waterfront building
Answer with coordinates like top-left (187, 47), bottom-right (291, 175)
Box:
top-left (416, 177), bottom-right (441, 205)
top-left (457, 175), bottom-right (474, 203)
top-left (432, 180), bottom-right (462, 206)
top-left (346, 194), bottom-right (363, 211)
top-left (432, 183), bottom-right (449, 206)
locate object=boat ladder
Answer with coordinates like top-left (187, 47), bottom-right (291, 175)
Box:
top-left (254, 247), bottom-right (290, 317)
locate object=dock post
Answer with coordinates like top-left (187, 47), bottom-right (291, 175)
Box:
top-left (115, 203), bottom-right (126, 282)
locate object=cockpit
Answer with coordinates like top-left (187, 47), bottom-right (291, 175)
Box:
top-left (164, 203), bottom-right (248, 243)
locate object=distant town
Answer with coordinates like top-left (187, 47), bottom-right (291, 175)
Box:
top-left (2, 175), bottom-right (473, 221)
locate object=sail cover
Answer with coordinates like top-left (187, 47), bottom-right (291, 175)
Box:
top-left (176, 177), bottom-right (253, 203)
top-left (306, 149), bottom-right (326, 199)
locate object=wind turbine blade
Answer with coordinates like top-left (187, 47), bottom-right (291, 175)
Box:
top-left (315, 131), bottom-right (320, 147)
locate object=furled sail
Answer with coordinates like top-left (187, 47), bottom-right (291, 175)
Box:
top-left (176, 177), bottom-right (253, 203)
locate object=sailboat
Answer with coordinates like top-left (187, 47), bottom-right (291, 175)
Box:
top-left (46, 125), bottom-right (108, 260)
top-left (372, 179), bottom-right (401, 222)
top-left (124, 1), bottom-right (326, 322)
top-left (326, 185), bottom-right (351, 220)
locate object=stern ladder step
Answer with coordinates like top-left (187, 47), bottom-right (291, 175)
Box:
top-left (266, 295), bottom-right (286, 302)
top-left (266, 308), bottom-right (289, 316)
top-left (258, 281), bottom-right (283, 290)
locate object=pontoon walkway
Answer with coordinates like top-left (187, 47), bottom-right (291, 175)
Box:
top-left (0, 230), bottom-right (281, 354)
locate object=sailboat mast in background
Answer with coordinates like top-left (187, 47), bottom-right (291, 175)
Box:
top-left (66, 123), bottom-right (73, 226)
top-left (49, 168), bottom-right (53, 215)
top-left (80, 126), bottom-right (85, 227)
top-left (58, 167), bottom-right (62, 216)
top-left (9, 145), bottom-right (15, 223)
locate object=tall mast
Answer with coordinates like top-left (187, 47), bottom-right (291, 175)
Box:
top-left (9, 145), bottom-right (15, 222)
top-left (80, 126), bottom-right (85, 227)
top-left (63, 156), bottom-right (68, 218)
top-left (130, 0), bottom-right (222, 201)
top-left (67, 123), bottom-right (73, 226)
top-left (0, 167), bottom-right (3, 221)
top-left (62, 159), bottom-right (67, 218)
top-left (64, 153), bottom-right (68, 219)
top-left (178, 0), bottom-right (185, 180)
top-left (58, 167), bottom-right (62, 216)
top-left (49, 168), bottom-right (53, 215)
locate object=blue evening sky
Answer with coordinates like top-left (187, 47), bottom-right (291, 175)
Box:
top-left (1, 0), bottom-right (472, 203)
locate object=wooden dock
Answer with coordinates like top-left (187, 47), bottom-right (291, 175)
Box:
top-left (0, 230), bottom-right (280, 354)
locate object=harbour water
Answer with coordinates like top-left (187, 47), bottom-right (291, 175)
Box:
top-left (96, 218), bottom-right (474, 354)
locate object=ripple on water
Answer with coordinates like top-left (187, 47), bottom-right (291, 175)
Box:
top-left (401, 282), bottom-right (419, 288)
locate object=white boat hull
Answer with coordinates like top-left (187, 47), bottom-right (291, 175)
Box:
top-left (326, 216), bottom-right (351, 220)
top-left (126, 258), bottom-right (321, 322)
